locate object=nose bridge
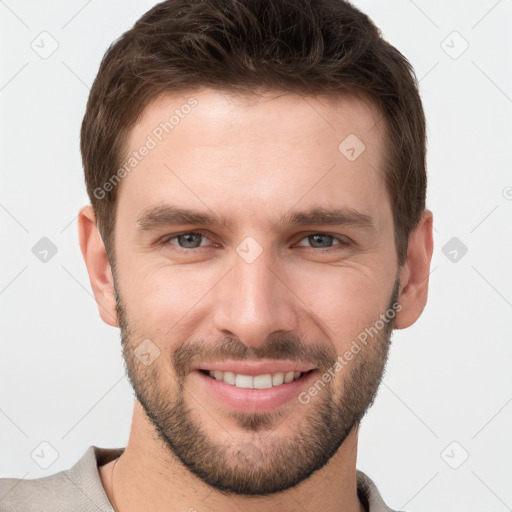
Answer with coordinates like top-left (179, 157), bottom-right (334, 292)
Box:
top-left (213, 240), bottom-right (297, 346)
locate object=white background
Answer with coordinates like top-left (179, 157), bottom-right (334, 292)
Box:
top-left (1, 1), bottom-right (511, 511)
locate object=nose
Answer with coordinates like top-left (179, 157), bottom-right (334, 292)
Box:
top-left (212, 245), bottom-right (298, 348)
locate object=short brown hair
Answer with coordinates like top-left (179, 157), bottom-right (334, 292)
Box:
top-left (81, 0), bottom-right (426, 267)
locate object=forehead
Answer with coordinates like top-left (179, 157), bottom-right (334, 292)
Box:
top-left (126, 88), bottom-right (383, 152)
top-left (117, 88), bottom-right (389, 231)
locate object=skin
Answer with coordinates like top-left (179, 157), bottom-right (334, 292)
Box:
top-left (78, 88), bottom-right (433, 512)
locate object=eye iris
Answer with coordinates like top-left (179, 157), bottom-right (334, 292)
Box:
top-left (178, 233), bottom-right (202, 248)
top-left (174, 234), bottom-right (338, 249)
top-left (309, 234), bottom-right (333, 248)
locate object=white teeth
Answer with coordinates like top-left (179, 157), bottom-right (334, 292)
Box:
top-left (235, 374), bottom-right (254, 389)
top-left (253, 374), bottom-right (273, 389)
top-left (284, 371), bottom-right (295, 383)
top-left (272, 372), bottom-right (284, 386)
top-left (223, 371), bottom-right (236, 385)
top-left (206, 370), bottom-right (305, 388)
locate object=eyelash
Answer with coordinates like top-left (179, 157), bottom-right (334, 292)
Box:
top-left (160, 230), bottom-right (352, 254)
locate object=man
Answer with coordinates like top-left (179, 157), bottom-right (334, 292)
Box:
top-left (0, 0), bottom-right (433, 510)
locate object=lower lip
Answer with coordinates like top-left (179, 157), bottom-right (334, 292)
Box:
top-left (194, 370), bottom-right (317, 413)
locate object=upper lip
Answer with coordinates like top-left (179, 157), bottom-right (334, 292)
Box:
top-left (195, 360), bottom-right (316, 376)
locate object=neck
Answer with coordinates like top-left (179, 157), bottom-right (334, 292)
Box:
top-left (101, 401), bottom-right (365, 512)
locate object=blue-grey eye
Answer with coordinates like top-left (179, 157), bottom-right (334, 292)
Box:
top-left (170, 232), bottom-right (206, 249)
top-left (299, 234), bottom-right (336, 248)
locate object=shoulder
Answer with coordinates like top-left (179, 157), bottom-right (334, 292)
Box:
top-left (0, 469), bottom-right (73, 512)
top-left (356, 469), bottom-right (406, 512)
top-left (0, 445), bottom-right (124, 512)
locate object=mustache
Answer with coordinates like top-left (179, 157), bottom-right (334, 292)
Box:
top-left (173, 334), bottom-right (338, 377)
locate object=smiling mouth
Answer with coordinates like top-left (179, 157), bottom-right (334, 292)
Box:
top-left (199, 369), bottom-right (315, 389)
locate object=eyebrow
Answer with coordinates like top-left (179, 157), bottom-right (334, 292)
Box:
top-left (276, 207), bottom-right (376, 232)
top-left (136, 204), bottom-right (377, 233)
top-left (137, 205), bottom-right (235, 231)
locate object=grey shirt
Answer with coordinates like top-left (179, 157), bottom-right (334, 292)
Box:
top-left (0, 446), bottom-right (400, 511)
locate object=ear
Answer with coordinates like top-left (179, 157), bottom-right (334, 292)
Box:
top-left (77, 204), bottom-right (118, 327)
top-left (394, 209), bottom-right (434, 329)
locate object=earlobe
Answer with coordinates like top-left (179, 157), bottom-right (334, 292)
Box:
top-left (77, 204), bottom-right (119, 327)
top-left (394, 209), bottom-right (434, 330)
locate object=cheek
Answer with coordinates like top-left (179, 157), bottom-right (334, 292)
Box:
top-left (120, 264), bottom-right (219, 337)
top-left (289, 265), bottom-right (390, 343)
top-left (117, 254), bottom-right (392, 351)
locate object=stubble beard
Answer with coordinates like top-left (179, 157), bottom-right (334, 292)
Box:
top-left (114, 275), bottom-right (399, 496)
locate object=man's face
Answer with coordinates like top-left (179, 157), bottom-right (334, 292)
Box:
top-left (112, 89), bottom-right (400, 495)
